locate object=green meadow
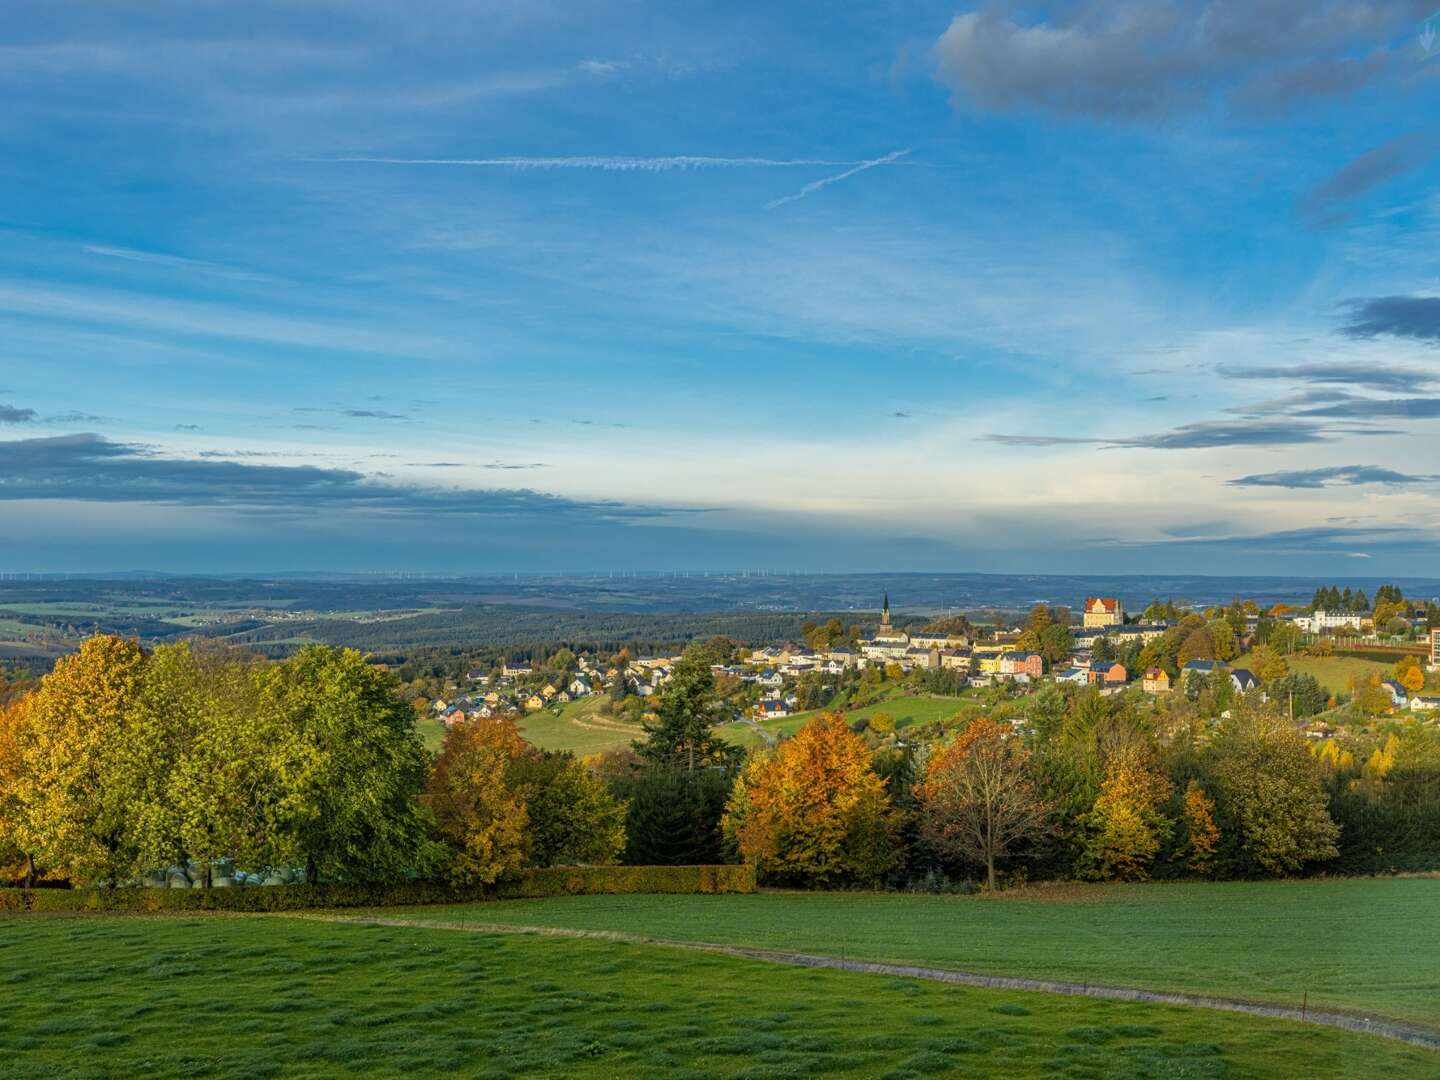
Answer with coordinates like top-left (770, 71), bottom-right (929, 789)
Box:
top-left (2, 911), bottom-right (1432, 1079)
top-left (373, 877), bottom-right (1440, 1030)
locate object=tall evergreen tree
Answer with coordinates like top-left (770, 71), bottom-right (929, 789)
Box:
top-left (634, 644), bottom-right (738, 771)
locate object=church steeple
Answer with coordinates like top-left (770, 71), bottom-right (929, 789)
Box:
top-left (881, 592), bottom-right (891, 628)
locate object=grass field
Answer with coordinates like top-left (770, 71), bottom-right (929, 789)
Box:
top-left (373, 878), bottom-right (1440, 1030)
top-left (1234, 652), bottom-right (1394, 695)
top-left (516, 698), bottom-right (648, 757)
top-left (2, 913), bottom-right (1430, 1078)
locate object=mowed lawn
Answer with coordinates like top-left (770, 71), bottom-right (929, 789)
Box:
top-left (377, 878), bottom-right (1440, 1030)
top-left (1, 914), bottom-right (1432, 1079)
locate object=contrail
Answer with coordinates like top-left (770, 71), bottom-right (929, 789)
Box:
top-left (306, 155), bottom-right (871, 171)
top-left (765, 148), bottom-right (911, 209)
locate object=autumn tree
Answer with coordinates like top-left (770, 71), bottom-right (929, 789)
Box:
top-left (427, 715), bottom-right (529, 884)
top-left (917, 717), bottom-right (1051, 889)
top-left (16, 636), bottom-right (148, 885)
top-left (1248, 645), bottom-right (1289, 684)
top-left (1213, 713), bottom-right (1340, 875)
top-left (1177, 628), bottom-right (1214, 666)
top-left (1181, 781), bottom-right (1220, 876)
top-left (1205, 619), bottom-right (1238, 663)
top-left (1077, 744), bottom-right (1172, 881)
top-left (0, 697), bottom-right (36, 885)
top-left (724, 713), bottom-right (898, 887)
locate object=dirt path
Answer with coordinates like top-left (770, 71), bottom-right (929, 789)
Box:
top-left (289, 913), bottom-right (1440, 1051)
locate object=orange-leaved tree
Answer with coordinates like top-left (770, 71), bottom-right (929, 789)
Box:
top-left (1181, 780), bottom-right (1220, 876)
top-left (426, 715), bottom-right (530, 885)
top-left (724, 713), bottom-right (898, 887)
top-left (916, 716), bottom-right (1051, 890)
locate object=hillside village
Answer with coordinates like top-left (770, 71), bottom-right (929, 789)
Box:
top-left (432, 588), bottom-right (1440, 738)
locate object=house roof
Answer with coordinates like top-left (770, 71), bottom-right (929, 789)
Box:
top-left (1182, 659), bottom-right (1219, 672)
top-left (1085, 597), bottom-right (1120, 612)
top-left (1231, 668), bottom-right (1257, 688)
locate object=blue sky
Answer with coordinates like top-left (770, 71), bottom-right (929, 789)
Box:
top-left (4, 1), bottom-right (1440, 574)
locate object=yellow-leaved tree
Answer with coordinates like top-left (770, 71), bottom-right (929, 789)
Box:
top-left (0, 697), bottom-right (37, 884)
top-left (426, 715), bottom-right (530, 885)
top-left (724, 713), bottom-right (898, 887)
top-left (16, 636), bottom-right (148, 885)
top-left (1077, 743), bottom-right (1173, 881)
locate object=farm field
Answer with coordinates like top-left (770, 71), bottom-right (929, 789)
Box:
top-left (373, 877), bottom-right (1440, 1030)
top-left (1, 913), bottom-right (1431, 1078)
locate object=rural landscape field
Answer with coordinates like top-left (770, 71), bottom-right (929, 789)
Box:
top-left (6, 880), bottom-right (1439, 1078)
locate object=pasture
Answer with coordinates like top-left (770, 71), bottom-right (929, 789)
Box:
top-left (373, 877), bottom-right (1440, 1030)
top-left (2, 910), bottom-right (1432, 1078)
top-left (1234, 652), bottom-right (1394, 696)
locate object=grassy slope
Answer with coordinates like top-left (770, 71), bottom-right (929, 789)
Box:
top-left (1234, 652), bottom-right (1393, 695)
top-left (517, 697), bottom-right (647, 757)
top-left (376, 878), bottom-right (1440, 1029)
top-left (1, 914), bottom-right (1428, 1079)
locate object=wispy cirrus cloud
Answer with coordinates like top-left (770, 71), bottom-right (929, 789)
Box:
top-left (1300, 132), bottom-right (1440, 223)
top-left (1298, 397), bottom-right (1440, 419)
top-left (984, 418), bottom-right (1351, 450)
top-left (1217, 361), bottom-right (1436, 394)
top-left (1228, 464), bottom-right (1438, 488)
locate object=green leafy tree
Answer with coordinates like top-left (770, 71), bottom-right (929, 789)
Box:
top-left (1037, 623), bottom-right (1075, 665)
top-left (265, 646), bottom-right (435, 883)
top-left (1213, 713), bottom-right (1340, 875)
top-left (510, 751), bottom-right (627, 867)
top-left (1177, 628), bottom-right (1215, 666)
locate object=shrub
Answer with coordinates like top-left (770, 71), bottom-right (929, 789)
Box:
top-left (0, 864), bottom-right (755, 915)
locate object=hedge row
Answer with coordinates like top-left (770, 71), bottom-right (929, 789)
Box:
top-left (0, 863), bottom-right (755, 915)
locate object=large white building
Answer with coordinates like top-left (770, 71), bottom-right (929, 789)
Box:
top-left (1293, 610), bottom-right (1368, 634)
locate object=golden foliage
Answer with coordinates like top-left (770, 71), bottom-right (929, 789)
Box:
top-left (724, 713), bottom-right (897, 887)
top-left (1181, 781), bottom-right (1219, 876)
top-left (427, 715), bottom-right (529, 885)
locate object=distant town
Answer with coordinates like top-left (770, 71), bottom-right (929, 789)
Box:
top-left (433, 587), bottom-right (1440, 744)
